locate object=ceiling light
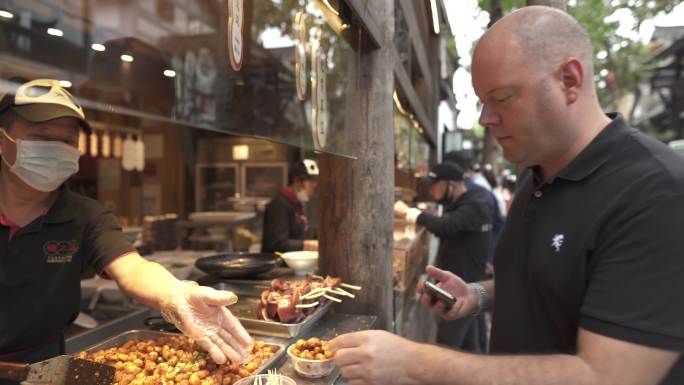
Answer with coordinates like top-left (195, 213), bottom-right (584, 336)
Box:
top-left (0, 10), bottom-right (14, 19)
top-left (163, 69), bottom-right (176, 78)
top-left (120, 54), bottom-right (134, 62)
top-left (47, 28), bottom-right (63, 37)
top-left (91, 43), bottom-right (105, 52)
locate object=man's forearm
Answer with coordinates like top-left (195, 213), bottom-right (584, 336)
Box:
top-left (409, 344), bottom-right (599, 385)
top-left (114, 259), bottom-right (180, 309)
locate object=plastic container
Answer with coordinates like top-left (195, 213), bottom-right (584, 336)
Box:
top-left (287, 343), bottom-right (336, 379)
top-left (279, 251), bottom-right (318, 275)
top-left (233, 373), bottom-right (297, 385)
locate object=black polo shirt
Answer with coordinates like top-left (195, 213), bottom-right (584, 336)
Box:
top-left (491, 114), bottom-right (684, 384)
top-left (0, 187), bottom-right (134, 359)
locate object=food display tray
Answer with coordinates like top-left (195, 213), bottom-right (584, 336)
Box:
top-left (231, 300), bottom-right (332, 339)
top-left (79, 330), bottom-right (286, 375)
top-left (209, 281), bottom-right (333, 339)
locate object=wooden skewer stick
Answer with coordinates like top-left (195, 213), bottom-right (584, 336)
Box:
top-left (323, 293), bottom-right (343, 303)
top-left (332, 288), bottom-right (355, 298)
top-left (341, 283), bottom-right (362, 290)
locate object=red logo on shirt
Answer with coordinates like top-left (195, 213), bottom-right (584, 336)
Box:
top-left (43, 240), bottom-right (78, 263)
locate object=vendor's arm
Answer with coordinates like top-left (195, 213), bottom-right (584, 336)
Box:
top-left (104, 253), bottom-right (253, 365)
top-left (83, 206), bottom-right (253, 365)
top-left (330, 329), bottom-right (678, 385)
top-left (104, 253), bottom-right (180, 308)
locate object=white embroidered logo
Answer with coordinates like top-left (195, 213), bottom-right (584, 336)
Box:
top-left (551, 234), bottom-right (565, 252)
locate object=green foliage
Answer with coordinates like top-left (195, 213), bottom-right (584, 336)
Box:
top-left (446, 37), bottom-right (459, 67)
top-left (475, 0), bottom-right (680, 113)
top-left (568, 0), bottom-right (679, 111)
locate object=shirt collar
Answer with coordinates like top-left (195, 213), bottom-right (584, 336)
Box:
top-left (538, 113), bottom-right (634, 184)
top-left (43, 186), bottom-right (78, 224)
top-left (279, 187), bottom-right (302, 207)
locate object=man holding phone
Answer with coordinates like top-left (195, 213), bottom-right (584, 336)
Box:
top-left (394, 161), bottom-right (492, 351)
top-left (328, 6), bottom-right (683, 385)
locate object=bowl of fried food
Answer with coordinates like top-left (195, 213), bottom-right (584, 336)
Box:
top-left (287, 337), bottom-right (335, 378)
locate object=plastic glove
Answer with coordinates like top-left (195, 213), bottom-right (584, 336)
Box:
top-left (394, 200), bottom-right (409, 217)
top-left (160, 281), bottom-right (254, 364)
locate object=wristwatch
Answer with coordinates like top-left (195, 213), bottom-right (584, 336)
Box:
top-left (468, 282), bottom-right (488, 315)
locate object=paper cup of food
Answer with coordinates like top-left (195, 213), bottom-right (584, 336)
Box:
top-left (287, 338), bottom-right (336, 378)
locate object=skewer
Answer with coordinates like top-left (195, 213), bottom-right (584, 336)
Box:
top-left (296, 301), bottom-right (320, 309)
top-left (341, 283), bottom-right (362, 290)
top-left (331, 288), bottom-right (355, 298)
top-left (300, 287), bottom-right (327, 300)
top-left (323, 293), bottom-right (342, 303)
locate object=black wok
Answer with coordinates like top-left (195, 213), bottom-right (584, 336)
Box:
top-left (194, 252), bottom-right (282, 278)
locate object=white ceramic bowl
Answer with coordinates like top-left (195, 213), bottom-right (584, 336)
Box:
top-left (287, 344), bottom-right (336, 379)
top-left (280, 251), bottom-right (318, 275)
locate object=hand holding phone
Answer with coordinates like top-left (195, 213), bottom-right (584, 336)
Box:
top-left (423, 280), bottom-right (456, 308)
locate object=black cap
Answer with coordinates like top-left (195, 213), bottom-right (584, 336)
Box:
top-left (428, 162), bottom-right (464, 182)
top-left (288, 159), bottom-right (319, 183)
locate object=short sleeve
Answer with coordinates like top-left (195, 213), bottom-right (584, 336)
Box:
top-left (416, 202), bottom-right (490, 238)
top-left (80, 207), bottom-right (135, 274)
top-left (580, 192), bottom-right (684, 351)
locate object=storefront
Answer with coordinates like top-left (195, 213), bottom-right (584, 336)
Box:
top-left (0, 0), bottom-right (454, 382)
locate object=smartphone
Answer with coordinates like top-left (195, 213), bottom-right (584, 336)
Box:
top-left (424, 281), bottom-right (456, 308)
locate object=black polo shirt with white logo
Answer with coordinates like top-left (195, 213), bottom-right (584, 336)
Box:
top-left (0, 187), bottom-right (134, 358)
top-left (491, 114), bottom-right (684, 384)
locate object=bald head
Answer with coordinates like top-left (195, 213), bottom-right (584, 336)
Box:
top-left (479, 6), bottom-right (593, 77)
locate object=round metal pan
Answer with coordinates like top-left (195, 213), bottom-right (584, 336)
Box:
top-left (194, 252), bottom-right (281, 278)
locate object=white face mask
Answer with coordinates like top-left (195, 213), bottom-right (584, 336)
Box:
top-left (296, 188), bottom-right (309, 203)
top-left (1, 129), bottom-right (80, 192)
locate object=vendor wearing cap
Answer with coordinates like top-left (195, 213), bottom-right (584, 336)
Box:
top-left (394, 161), bottom-right (492, 351)
top-left (262, 159), bottom-right (319, 253)
top-left (0, 79), bottom-right (253, 375)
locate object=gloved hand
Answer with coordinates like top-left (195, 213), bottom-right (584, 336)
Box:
top-left (160, 281), bottom-right (254, 365)
top-left (395, 200), bottom-right (422, 224)
top-left (393, 200), bottom-right (409, 217)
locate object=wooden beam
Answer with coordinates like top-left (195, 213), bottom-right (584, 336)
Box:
top-left (397, 0), bottom-right (434, 96)
top-left (318, 0), bottom-right (395, 331)
top-left (345, 0), bottom-right (384, 49)
top-left (393, 49), bottom-right (437, 147)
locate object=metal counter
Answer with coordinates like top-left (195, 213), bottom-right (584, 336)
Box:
top-left (65, 307), bottom-right (377, 385)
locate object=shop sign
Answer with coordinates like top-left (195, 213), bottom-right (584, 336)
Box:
top-left (310, 31), bottom-right (328, 151)
top-left (294, 10), bottom-right (307, 101)
top-left (227, 0), bottom-right (244, 71)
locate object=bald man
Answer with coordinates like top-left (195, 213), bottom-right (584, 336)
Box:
top-left (328, 6), bottom-right (683, 385)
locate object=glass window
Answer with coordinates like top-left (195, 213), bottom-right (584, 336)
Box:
top-left (0, 0), bottom-right (359, 157)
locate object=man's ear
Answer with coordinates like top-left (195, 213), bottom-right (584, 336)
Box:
top-left (559, 57), bottom-right (584, 105)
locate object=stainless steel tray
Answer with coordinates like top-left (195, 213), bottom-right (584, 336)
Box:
top-left (210, 281), bottom-right (334, 338)
top-left (78, 330), bottom-right (286, 374)
top-left (232, 300), bottom-right (332, 338)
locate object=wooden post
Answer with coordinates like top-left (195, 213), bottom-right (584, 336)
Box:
top-left (318, 0), bottom-right (395, 331)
